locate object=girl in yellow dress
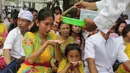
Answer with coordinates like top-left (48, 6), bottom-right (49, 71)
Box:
top-left (58, 43), bottom-right (84, 73)
top-left (17, 7), bottom-right (62, 73)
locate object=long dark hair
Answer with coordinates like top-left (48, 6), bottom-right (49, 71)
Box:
top-left (30, 7), bottom-right (54, 33)
top-left (70, 25), bottom-right (85, 48)
top-left (8, 9), bottom-right (19, 32)
top-left (115, 20), bottom-right (127, 36)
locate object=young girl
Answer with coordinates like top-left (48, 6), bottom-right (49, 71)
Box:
top-left (58, 43), bottom-right (84, 73)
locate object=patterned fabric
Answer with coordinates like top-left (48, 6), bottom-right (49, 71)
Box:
top-left (125, 44), bottom-right (130, 58)
top-left (116, 44), bottom-right (130, 73)
top-left (116, 64), bottom-right (130, 73)
top-left (17, 31), bottom-right (56, 73)
top-left (0, 23), bottom-right (8, 42)
top-left (0, 56), bottom-right (7, 70)
top-left (58, 58), bottom-right (84, 73)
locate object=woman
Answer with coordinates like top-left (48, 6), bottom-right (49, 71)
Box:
top-left (70, 25), bottom-right (84, 48)
top-left (0, 16), bottom-right (8, 48)
top-left (17, 8), bottom-right (62, 73)
top-left (57, 21), bottom-right (75, 55)
top-left (51, 21), bottom-right (75, 73)
top-left (115, 20), bottom-right (127, 36)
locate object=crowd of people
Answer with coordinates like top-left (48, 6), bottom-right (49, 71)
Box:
top-left (0, 0), bottom-right (130, 73)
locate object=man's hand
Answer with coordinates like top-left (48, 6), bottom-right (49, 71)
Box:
top-left (74, 2), bottom-right (89, 9)
top-left (74, 1), bottom-right (97, 10)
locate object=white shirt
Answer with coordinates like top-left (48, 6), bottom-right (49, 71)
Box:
top-left (3, 27), bottom-right (25, 58)
top-left (84, 32), bottom-right (129, 73)
top-left (3, 18), bottom-right (10, 29)
top-left (94, 0), bottom-right (130, 33)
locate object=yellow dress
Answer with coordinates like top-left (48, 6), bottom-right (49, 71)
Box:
top-left (17, 31), bottom-right (56, 73)
top-left (116, 44), bottom-right (130, 73)
top-left (58, 58), bottom-right (84, 73)
top-left (0, 23), bottom-right (8, 42)
top-left (124, 44), bottom-right (130, 58)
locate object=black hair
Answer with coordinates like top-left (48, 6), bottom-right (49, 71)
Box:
top-left (0, 15), bottom-right (2, 23)
top-left (10, 9), bottom-right (19, 19)
top-left (28, 8), bottom-right (38, 13)
top-left (122, 14), bottom-right (128, 19)
top-left (8, 10), bottom-right (19, 32)
top-left (65, 43), bottom-right (81, 57)
top-left (58, 21), bottom-right (65, 29)
top-left (53, 6), bottom-right (62, 14)
top-left (29, 7), bottom-right (54, 33)
top-left (70, 25), bottom-right (85, 47)
top-left (122, 25), bottom-right (130, 37)
top-left (58, 21), bottom-right (71, 35)
top-left (115, 20), bottom-right (127, 36)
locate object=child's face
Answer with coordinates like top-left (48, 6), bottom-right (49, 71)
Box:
top-left (67, 50), bottom-right (80, 62)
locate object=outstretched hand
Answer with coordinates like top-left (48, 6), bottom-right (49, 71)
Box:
top-left (46, 40), bottom-right (64, 47)
top-left (74, 1), bottom-right (97, 10)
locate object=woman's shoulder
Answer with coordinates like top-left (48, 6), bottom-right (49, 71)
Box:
top-left (25, 32), bottom-right (35, 36)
